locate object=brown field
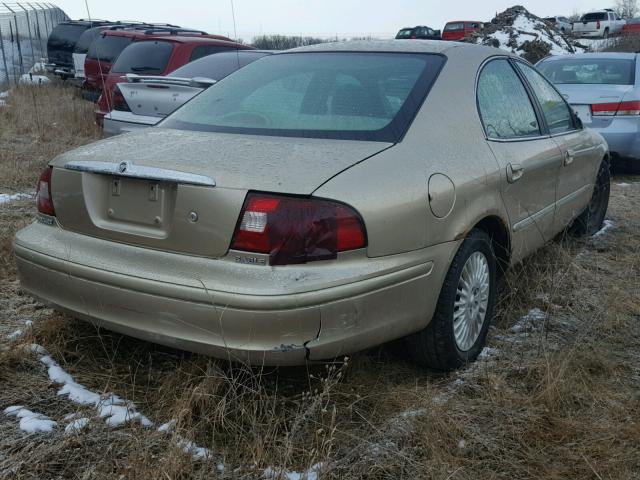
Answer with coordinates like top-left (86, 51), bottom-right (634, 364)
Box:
top-left (0, 83), bottom-right (639, 480)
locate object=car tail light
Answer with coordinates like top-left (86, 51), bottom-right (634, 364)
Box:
top-left (112, 86), bottom-right (131, 112)
top-left (592, 101), bottom-right (640, 116)
top-left (230, 193), bottom-right (367, 266)
top-left (36, 167), bottom-right (55, 216)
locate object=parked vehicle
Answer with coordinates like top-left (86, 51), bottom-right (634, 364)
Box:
top-left (83, 26), bottom-right (226, 102)
top-left (572, 9), bottom-right (625, 38)
top-left (15, 41), bottom-right (609, 370)
top-left (395, 26), bottom-right (441, 40)
top-left (47, 19), bottom-right (113, 78)
top-left (621, 18), bottom-right (640, 35)
top-left (104, 50), bottom-right (274, 136)
top-left (537, 53), bottom-right (640, 173)
top-left (543, 16), bottom-right (572, 34)
top-left (441, 21), bottom-right (483, 41)
top-left (95, 36), bottom-right (252, 124)
top-left (72, 23), bottom-right (146, 86)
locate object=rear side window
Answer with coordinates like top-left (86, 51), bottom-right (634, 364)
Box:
top-left (516, 62), bottom-right (574, 135)
top-left (190, 45), bottom-right (236, 62)
top-left (537, 58), bottom-right (635, 85)
top-left (111, 41), bottom-right (174, 74)
top-left (49, 24), bottom-right (88, 47)
top-left (172, 51), bottom-right (270, 79)
top-left (87, 35), bottom-right (133, 63)
top-left (477, 59), bottom-right (540, 139)
top-left (445, 22), bottom-right (464, 31)
top-left (396, 29), bottom-right (414, 38)
top-left (581, 12), bottom-right (607, 22)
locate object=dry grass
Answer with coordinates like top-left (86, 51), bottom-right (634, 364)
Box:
top-left (0, 83), bottom-right (639, 480)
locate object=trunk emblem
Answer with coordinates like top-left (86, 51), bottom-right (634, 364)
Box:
top-left (188, 211), bottom-right (199, 223)
top-left (118, 161), bottom-right (130, 173)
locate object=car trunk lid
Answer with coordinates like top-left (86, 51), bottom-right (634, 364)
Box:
top-left (558, 83), bottom-right (634, 125)
top-left (49, 129), bottom-right (392, 257)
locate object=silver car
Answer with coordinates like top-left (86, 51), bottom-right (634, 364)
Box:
top-left (543, 16), bottom-right (573, 34)
top-left (537, 53), bottom-right (640, 173)
top-left (103, 50), bottom-right (274, 136)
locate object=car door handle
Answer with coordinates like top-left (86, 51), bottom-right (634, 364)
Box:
top-left (564, 150), bottom-right (575, 166)
top-left (506, 163), bottom-right (524, 183)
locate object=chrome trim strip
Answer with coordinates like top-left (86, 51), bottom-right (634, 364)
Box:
top-left (488, 135), bottom-right (551, 143)
top-left (512, 203), bottom-right (555, 233)
top-left (64, 161), bottom-right (216, 187)
top-left (556, 184), bottom-right (592, 209)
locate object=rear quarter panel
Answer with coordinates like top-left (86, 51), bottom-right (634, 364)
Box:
top-left (314, 48), bottom-right (509, 258)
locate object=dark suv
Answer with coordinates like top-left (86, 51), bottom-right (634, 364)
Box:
top-left (395, 26), bottom-right (441, 40)
top-left (47, 19), bottom-right (114, 78)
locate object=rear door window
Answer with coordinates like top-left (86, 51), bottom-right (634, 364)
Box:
top-left (189, 45), bottom-right (237, 62)
top-left (74, 27), bottom-right (105, 54)
top-left (516, 62), bottom-right (574, 135)
top-left (477, 59), bottom-right (541, 139)
top-left (111, 41), bottom-right (174, 74)
top-left (87, 35), bottom-right (133, 63)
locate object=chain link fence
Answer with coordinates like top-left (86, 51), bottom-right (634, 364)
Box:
top-left (0, 2), bottom-right (68, 87)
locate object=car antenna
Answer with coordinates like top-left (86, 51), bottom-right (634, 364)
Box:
top-left (230, 0), bottom-right (241, 68)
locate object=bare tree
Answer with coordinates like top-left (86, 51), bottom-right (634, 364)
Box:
top-left (615, 0), bottom-right (639, 19)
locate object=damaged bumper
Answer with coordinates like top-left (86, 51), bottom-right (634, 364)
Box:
top-left (14, 222), bottom-right (455, 365)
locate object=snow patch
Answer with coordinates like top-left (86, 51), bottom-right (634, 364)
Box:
top-left (510, 308), bottom-right (547, 333)
top-left (0, 193), bottom-right (32, 205)
top-left (4, 406), bottom-right (56, 433)
top-left (593, 220), bottom-right (614, 238)
top-left (65, 417), bottom-right (90, 434)
top-left (19, 73), bottom-right (50, 85)
top-left (616, 183), bottom-right (630, 187)
top-left (264, 463), bottom-right (324, 480)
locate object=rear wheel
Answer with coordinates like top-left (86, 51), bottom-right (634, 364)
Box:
top-left (406, 229), bottom-right (497, 370)
top-left (603, 28), bottom-right (610, 39)
top-left (570, 159), bottom-right (610, 235)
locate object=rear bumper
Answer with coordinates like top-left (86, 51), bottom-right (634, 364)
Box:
top-left (14, 221), bottom-right (456, 365)
top-left (103, 111), bottom-right (160, 136)
top-left (575, 30), bottom-right (606, 38)
top-left (588, 116), bottom-right (640, 161)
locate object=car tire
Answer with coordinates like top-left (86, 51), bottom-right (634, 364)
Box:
top-left (603, 28), bottom-right (610, 39)
top-left (626, 159), bottom-right (640, 175)
top-left (570, 159), bottom-right (611, 235)
top-left (406, 228), bottom-right (497, 370)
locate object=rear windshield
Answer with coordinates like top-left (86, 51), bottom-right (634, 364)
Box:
top-left (49, 24), bottom-right (89, 47)
top-left (395, 29), bottom-right (414, 38)
top-left (111, 40), bottom-right (174, 74)
top-left (87, 35), bottom-right (133, 63)
top-left (444, 22), bottom-right (464, 31)
top-left (581, 12), bottom-right (607, 22)
top-left (161, 52), bottom-right (445, 142)
top-left (171, 51), bottom-right (271, 80)
top-left (74, 27), bottom-right (106, 54)
top-left (538, 58), bottom-right (635, 85)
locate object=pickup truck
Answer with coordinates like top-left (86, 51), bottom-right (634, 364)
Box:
top-left (572, 10), bottom-right (625, 38)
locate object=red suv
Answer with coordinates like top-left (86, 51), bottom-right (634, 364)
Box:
top-left (83, 26), bottom-right (231, 101)
top-left (442, 21), bottom-right (484, 41)
top-left (95, 36), bottom-right (252, 124)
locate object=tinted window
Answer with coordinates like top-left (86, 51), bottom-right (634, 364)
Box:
top-left (582, 12), bottom-right (607, 21)
top-left (444, 23), bottom-right (464, 31)
top-left (74, 27), bottom-right (106, 54)
top-left (538, 58), bottom-right (635, 85)
top-left (172, 51), bottom-right (271, 79)
top-left (190, 45), bottom-right (237, 62)
top-left (111, 41), bottom-right (174, 74)
top-left (87, 35), bottom-right (133, 63)
top-left (49, 24), bottom-right (89, 46)
top-left (162, 52), bottom-right (445, 142)
top-left (396, 29), bottom-right (414, 38)
top-left (516, 62), bottom-right (573, 135)
top-left (477, 59), bottom-right (540, 139)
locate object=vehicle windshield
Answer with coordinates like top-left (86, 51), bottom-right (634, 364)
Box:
top-left (444, 22), bottom-right (464, 31)
top-left (395, 29), bottom-right (414, 38)
top-left (111, 40), bottom-right (174, 74)
top-left (581, 12), bottom-right (607, 21)
top-left (171, 51), bottom-right (271, 80)
top-left (161, 52), bottom-right (445, 142)
top-left (538, 58), bottom-right (635, 85)
top-left (87, 35), bottom-right (133, 63)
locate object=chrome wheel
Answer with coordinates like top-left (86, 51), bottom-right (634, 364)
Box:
top-left (453, 251), bottom-right (490, 351)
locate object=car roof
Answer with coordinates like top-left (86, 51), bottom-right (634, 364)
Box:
top-left (540, 52), bottom-right (638, 61)
top-left (287, 39), bottom-right (505, 58)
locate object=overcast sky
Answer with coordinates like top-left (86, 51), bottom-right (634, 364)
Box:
top-left (54, 0), bottom-right (614, 40)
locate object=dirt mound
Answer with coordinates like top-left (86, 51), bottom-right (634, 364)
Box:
top-left (468, 5), bottom-right (586, 63)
